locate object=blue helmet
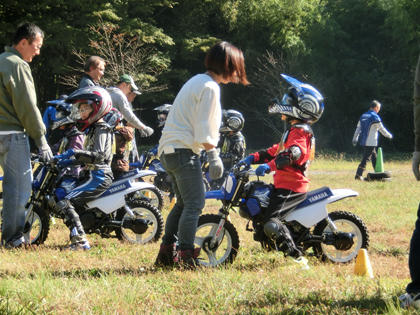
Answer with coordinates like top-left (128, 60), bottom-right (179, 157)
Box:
top-left (269, 74), bottom-right (324, 123)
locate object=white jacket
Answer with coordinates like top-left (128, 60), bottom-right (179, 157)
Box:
top-left (158, 73), bottom-right (222, 156)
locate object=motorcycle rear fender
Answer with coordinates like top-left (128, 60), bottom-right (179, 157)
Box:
top-left (87, 181), bottom-right (156, 214)
top-left (284, 188), bottom-right (358, 228)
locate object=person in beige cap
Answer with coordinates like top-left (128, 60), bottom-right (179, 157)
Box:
top-left (107, 74), bottom-right (153, 163)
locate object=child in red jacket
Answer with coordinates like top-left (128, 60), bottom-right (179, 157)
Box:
top-left (240, 74), bottom-right (324, 259)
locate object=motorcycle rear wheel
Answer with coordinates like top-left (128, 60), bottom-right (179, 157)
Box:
top-left (312, 210), bottom-right (369, 263)
top-left (23, 205), bottom-right (50, 245)
top-left (194, 214), bottom-right (239, 267)
top-left (116, 200), bottom-right (163, 244)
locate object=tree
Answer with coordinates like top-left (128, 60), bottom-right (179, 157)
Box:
top-left (60, 18), bottom-right (171, 94)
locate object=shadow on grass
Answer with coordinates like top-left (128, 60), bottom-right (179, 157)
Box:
top-left (0, 266), bottom-right (147, 279)
top-left (235, 289), bottom-right (392, 314)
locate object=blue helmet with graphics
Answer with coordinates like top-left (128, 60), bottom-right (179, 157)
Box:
top-left (268, 74), bottom-right (324, 123)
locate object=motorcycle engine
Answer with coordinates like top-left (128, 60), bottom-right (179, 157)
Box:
top-left (79, 211), bottom-right (98, 233)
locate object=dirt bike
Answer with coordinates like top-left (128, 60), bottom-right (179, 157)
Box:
top-left (23, 158), bottom-right (164, 245)
top-left (194, 164), bottom-right (369, 267)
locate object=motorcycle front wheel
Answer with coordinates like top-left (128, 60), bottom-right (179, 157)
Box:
top-left (23, 205), bottom-right (50, 245)
top-left (312, 210), bottom-right (369, 263)
top-left (115, 200), bottom-right (164, 244)
top-left (129, 187), bottom-right (164, 211)
top-left (194, 214), bottom-right (239, 267)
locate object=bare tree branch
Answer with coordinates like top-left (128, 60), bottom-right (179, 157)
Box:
top-left (59, 17), bottom-right (169, 94)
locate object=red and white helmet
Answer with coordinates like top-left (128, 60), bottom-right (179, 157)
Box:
top-left (67, 86), bottom-right (112, 131)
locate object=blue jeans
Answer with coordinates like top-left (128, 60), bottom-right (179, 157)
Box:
top-left (406, 203), bottom-right (420, 294)
top-left (160, 149), bottom-right (205, 250)
top-left (0, 133), bottom-right (32, 246)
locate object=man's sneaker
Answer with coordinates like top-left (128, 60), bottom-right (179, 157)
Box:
top-left (399, 292), bottom-right (420, 309)
top-left (68, 240), bottom-right (91, 251)
top-left (355, 175), bottom-right (364, 181)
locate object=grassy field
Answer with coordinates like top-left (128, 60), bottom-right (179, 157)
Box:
top-left (0, 155), bottom-right (419, 314)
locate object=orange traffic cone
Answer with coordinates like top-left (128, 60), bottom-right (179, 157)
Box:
top-left (354, 248), bottom-right (374, 278)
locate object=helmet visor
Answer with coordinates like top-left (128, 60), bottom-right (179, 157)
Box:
top-left (69, 100), bottom-right (94, 121)
top-left (69, 104), bottom-right (81, 121)
top-left (268, 99), bottom-right (293, 116)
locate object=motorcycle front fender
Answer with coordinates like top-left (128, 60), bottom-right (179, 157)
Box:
top-left (205, 190), bottom-right (226, 200)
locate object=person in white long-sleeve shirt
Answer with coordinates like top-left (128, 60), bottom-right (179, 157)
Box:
top-left (107, 74), bottom-right (154, 162)
top-left (352, 100), bottom-right (393, 180)
top-left (154, 41), bottom-right (249, 269)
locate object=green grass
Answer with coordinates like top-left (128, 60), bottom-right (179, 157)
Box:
top-left (0, 156), bottom-right (419, 314)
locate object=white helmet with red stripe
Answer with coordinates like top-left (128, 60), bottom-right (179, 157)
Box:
top-left (67, 86), bottom-right (112, 131)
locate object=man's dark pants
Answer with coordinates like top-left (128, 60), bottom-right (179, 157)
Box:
top-left (356, 146), bottom-right (377, 177)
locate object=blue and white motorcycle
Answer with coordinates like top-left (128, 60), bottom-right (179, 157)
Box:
top-left (23, 158), bottom-right (164, 246)
top-left (194, 164), bottom-right (369, 267)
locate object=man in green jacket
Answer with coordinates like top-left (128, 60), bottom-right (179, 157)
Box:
top-left (0, 22), bottom-right (53, 248)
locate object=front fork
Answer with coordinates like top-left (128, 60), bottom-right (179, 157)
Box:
top-left (209, 212), bottom-right (228, 248)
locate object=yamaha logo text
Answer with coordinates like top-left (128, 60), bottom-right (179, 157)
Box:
top-left (308, 192), bottom-right (329, 203)
top-left (108, 184), bottom-right (127, 194)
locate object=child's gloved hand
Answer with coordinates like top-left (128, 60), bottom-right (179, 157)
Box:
top-left (256, 164), bottom-right (270, 176)
top-left (206, 148), bottom-right (224, 180)
top-left (239, 155), bottom-right (254, 166)
top-left (54, 149), bottom-right (75, 161)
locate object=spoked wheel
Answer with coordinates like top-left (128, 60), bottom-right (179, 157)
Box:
top-left (312, 211), bottom-right (369, 263)
top-left (23, 206), bottom-right (50, 245)
top-left (130, 187), bottom-right (164, 211)
top-left (194, 214), bottom-right (239, 267)
top-left (116, 200), bottom-right (163, 244)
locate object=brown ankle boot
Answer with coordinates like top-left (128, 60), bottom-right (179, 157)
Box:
top-left (154, 243), bottom-right (176, 267)
top-left (174, 248), bottom-right (201, 269)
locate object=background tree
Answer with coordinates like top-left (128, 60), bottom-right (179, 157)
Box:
top-left (0, 0), bottom-right (419, 152)
top-left (60, 19), bottom-right (171, 94)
